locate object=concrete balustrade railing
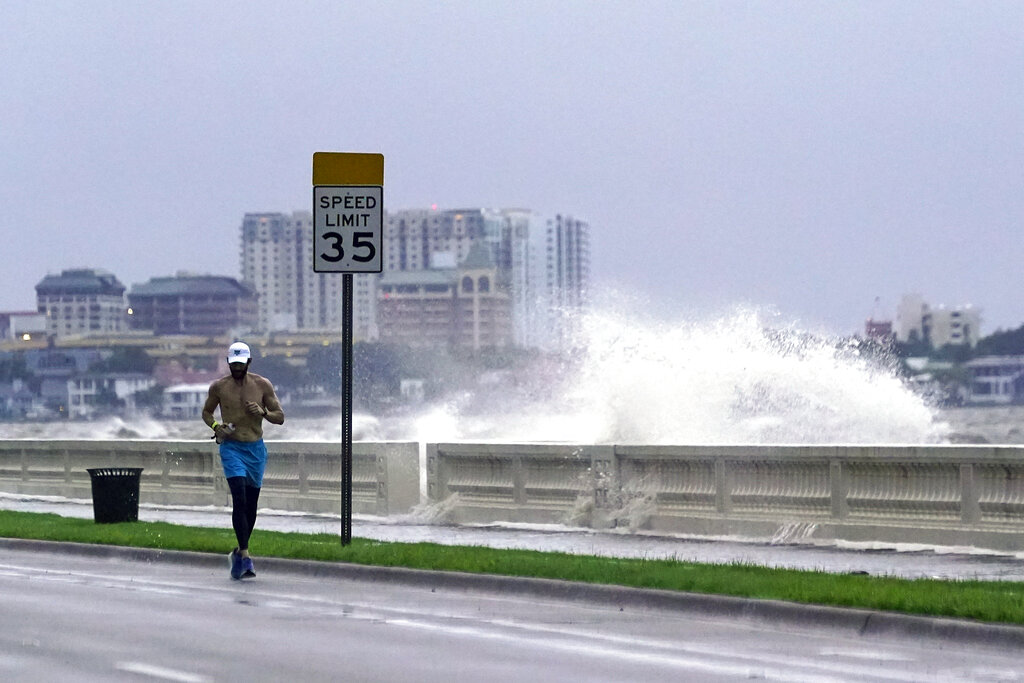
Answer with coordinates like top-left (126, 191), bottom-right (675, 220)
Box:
top-left (3, 440), bottom-right (1024, 551)
top-left (0, 440), bottom-right (419, 517)
top-left (426, 443), bottom-right (1024, 551)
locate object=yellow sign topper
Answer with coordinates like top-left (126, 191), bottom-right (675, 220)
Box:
top-left (312, 152), bottom-right (384, 186)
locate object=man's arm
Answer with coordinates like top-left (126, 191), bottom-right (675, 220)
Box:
top-left (262, 380), bottom-right (285, 425)
top-left (201, 384), bottom-right (223, 434)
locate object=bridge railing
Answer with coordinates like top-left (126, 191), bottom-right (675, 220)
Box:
top-left (426, 443), bottom-right (1024, 551)
top-left (0, 440), bottom-right (419, 516)
top-left (3, 440), bottom-right (1023, 551)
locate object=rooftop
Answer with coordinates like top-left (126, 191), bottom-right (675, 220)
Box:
top-left (36, 269), bottom-right (125, 296)
top-left (129, 275), bottom-right (255, 298)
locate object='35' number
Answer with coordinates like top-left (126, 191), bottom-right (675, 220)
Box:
top-left (320, 231), bottom-right (376, 263)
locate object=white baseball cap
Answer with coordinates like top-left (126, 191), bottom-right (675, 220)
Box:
top-left (227, 342), bottom-right (251, 364)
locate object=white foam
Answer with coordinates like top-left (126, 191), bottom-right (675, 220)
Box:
top-left (388, 305), bottom-right (946, 445)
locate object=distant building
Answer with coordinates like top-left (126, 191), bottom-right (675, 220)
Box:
top-left (240, 206), bottom-right (590, 349)
top-left (24, 347), bottom-right (106, 415)
top-left (128, 274), bottom-right (257, 336)
top-left (35, 268), bottom-right (127, 338)
top-left (0, 311), bottom-right (46, 342)
top-left (927, 306), bottom-right (981, 348)
top-left (384, 208), bottom-right (590, 352)
top-left (522, 212), bottom-right (590, 352)
top-left (0, 379), bottom-right (36, 418)
top-left (25, 348), bottom-right (104, 376)
top-left (378, 243), bottom-right (513, 351)
top-left (864, 319), bottom-right (894, 341)
top-left (896, 293), bottom-right (980, 348)
top-left (965, 356), bottom-right (1024, 405)
top-left (162, 383), bottom-right (210, 419)
top-left (239, 212), bottom-right (377, 338)
top-left (66, 372), bottom-right (155, 418)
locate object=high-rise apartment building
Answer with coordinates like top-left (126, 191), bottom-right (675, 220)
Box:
top-left (240, 212), bottom-right (376, 339)
top-left (35, 268), bottom-right (127, 338)
top-left (511, 211), bottom-right (590, 351)
top-left (384, 208), bottom-right (590, 352)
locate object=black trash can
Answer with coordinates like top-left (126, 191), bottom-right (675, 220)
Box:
top-left (86, 468), bottom-right (143, 523)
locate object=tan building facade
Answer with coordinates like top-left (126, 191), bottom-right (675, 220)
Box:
top-left (377, 245), bottom-right (512, 351)
top-left (35, 268), bottom-right (127, 338)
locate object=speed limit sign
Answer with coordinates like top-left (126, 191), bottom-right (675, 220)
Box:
top-left (313, 185), bottom-right (383, 273)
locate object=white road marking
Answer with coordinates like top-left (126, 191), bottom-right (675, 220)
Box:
top-left (388, 617), bottom-right (845, 683)
top-left (114, 661), bottom-right (211, 682)
top-left (818, 648), bottom-right (916, 662)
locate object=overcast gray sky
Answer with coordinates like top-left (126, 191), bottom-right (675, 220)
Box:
top-left (2, 1), bottom-right (1021, 335)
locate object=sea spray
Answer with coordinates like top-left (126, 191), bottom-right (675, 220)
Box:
top-left (400, 306), bottom-right (947, 444)
top-left (562, 307), bottom-right (946, 444)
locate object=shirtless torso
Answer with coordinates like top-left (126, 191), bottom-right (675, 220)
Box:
top-left (202, 372), bottom-right (284, 442)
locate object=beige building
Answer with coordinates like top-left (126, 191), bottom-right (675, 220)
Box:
top-left (377, 244), bottom-right (512, 351)
top-left (896, 293), bottom-right (981, 348)
top-left (35, 268), bottom-right (127, 338)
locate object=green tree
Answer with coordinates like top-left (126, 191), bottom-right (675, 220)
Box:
top-left (930, 343), bottom-right (973, 364)
top-left (305, 343), bottom-right (343, 394)
top-left (975, 325), bottom-right (1024, 357)
top-left (251, 354), bottom-right (303, 394)
top-left (93, 384), bottom-right (124, 411)
top-left (132, 385), bottom-right (166, 411)
top-left (0, 353), bottom-right (31, 383)
top-left (353, 342), bottom-right (402, 409)
top-left (89, 347), bottom-right (156, 374)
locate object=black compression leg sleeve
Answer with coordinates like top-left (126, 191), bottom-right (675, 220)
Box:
top-left (245, 485), bottom-right (261, 541)
top-left (227, 477), bottom-right (253, 551)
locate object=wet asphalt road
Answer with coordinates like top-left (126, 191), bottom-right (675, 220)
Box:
top-left (1, 545), bottom-right (1023, 682)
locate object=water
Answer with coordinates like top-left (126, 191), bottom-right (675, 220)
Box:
top-left (0, 308), bottom-right (1013, 444)
top-left (935, 405), bottom-right (1024, 445)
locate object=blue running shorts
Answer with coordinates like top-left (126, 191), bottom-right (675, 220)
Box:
top-left (218, 439), bottom-right (268, 488)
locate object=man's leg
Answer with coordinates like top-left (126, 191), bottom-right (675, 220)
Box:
top-left (244, 485), bottom-right (261, 548)
top-left (226, 476), bottom-right (253, 552)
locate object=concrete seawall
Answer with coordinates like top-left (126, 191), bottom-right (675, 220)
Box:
top-left (3, 440), bottom-right (1023, 551)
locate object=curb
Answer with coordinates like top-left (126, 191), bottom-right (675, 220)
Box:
top-left (4, 537), bottom-right (1024, 649)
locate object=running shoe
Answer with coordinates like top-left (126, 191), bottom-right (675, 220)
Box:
top-left (228, 548), bottom-right (243, 580)
top-left (241, 556), bottom-right (256, 579)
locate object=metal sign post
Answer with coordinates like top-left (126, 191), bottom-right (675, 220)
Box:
top-left (312, 152), bottom-right (384, 545)
top-left (340, 273), bottom-right (353, 543)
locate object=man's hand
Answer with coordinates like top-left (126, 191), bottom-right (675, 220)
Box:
top-left (210, 423), bottom-right (236, 443)
top-left (245, 401), bottom-right (267, 418)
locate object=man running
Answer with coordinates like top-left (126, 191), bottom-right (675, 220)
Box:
top-left (202, 341), bottom-right (284, 580)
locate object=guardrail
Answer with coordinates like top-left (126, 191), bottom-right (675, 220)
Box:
top-left (4, 440), bottom-right (1023, 551)
top-left (0, 440), bottom-right (419, 516)
top-left (425, 443), bottom-right (1024, 551)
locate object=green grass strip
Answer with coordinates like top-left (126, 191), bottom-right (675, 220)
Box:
top-left (2, 509), bottom-right (1024, 626)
